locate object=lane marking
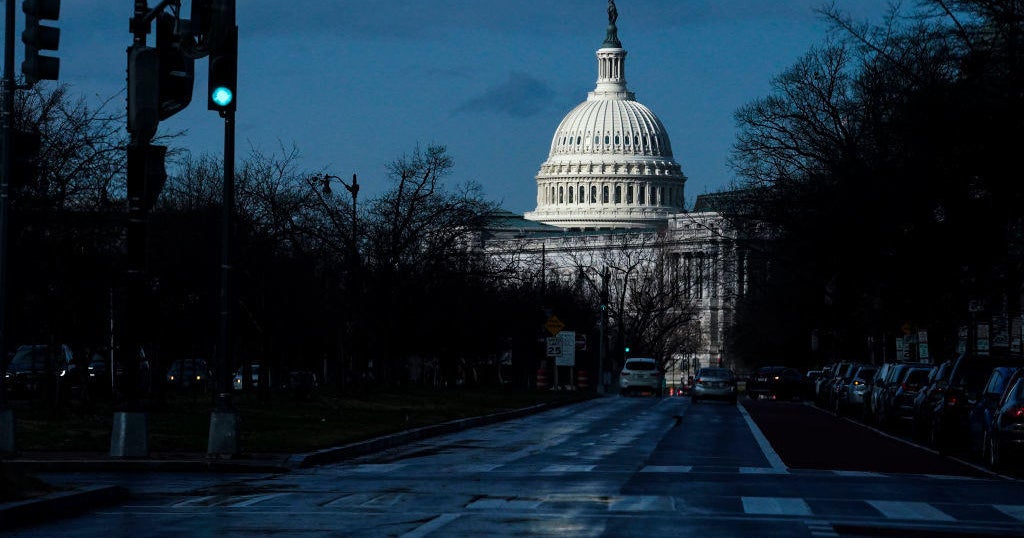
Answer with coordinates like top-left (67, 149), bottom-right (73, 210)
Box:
top-left (609, 495), bottom-right (673, 512)
top-left (741, 496), bottom-right (812, 516)
top-left (832, 470), bottom-right (884, 478)
top-left (736, 402), bottom-right (787, 471)
top-left (739, 466), bottom-right (788, 474)
top-left (400, 513), bottom-right (462, 538)
top-left (541, 464), bottom-right (595, 473)
top-left (866, 500), bottom-right (955, 521)
top-left (639, 465), bottom-right (692, 473)
top-left (228, 492), bottom-right (290, 507)
top-left (995, 505), bottom-right (1024, 521)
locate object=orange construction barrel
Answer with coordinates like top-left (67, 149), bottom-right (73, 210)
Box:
top-left (537, 368), bottom-right (550, 390)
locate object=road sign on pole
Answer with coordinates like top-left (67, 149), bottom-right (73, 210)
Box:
top-left (556, 331), bottom-right (575, 366)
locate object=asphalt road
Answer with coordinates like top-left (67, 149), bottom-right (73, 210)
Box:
top-left (17, 396), bottom-right (1024, 537)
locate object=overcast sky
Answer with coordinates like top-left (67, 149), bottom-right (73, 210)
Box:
top-left (40, 0), bottom-right (896, 213)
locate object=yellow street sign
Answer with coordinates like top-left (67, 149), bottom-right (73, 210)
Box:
top-left (545, 315), bottom-right (565, 336)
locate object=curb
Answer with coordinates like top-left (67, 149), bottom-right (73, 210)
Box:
top-left (0, 485), bottom-right (127, 530)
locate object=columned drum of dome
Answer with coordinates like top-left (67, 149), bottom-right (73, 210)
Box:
top-left (524, 3), bottom-right (687, 230)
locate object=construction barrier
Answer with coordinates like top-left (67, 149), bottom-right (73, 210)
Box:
top-left (577, 369), bottom-right (589, 389)
top-left (536, 368), bottom-right (550, 390)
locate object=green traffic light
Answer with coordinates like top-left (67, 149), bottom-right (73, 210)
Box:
top-left (211, 86), bottom-right (234, 107)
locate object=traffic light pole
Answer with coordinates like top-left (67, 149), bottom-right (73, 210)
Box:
top-left (0, 0), bottom-right (18, 454)
top-left (207, 107), bottom-right (238, 457)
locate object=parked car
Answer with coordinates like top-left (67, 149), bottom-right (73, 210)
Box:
top-left (930, 352), bottom-right (1024, 453)
top-left (968, 366), bottom-right (1020, 460)
top-left (838, 365), bottom-right (876, 416)
top-left (165, 358), bottom-right (211, 390)
top-left (803, 370), bottom-right (824, 400)
top-left (747, 366), bottom-right (803, 400)
top-left (619, 357), bottom-right (662, 396)
top-left (3, 344), bottom-right (79, 400)
top-left (985, 367), bottom-right (1024, 471)
top-left (866, 362), bottom-right (896, 424)
top-left (691, 367), bottom-right (737, 404)
top-left (820, 362), bottom-right (854, 408)
top-left (814, 364), bottom-right (836, 404)
top-left (233, 363), bottom-right (268, 391)
top-left (910, 360), bottom-right (953, 441)
top-left (877, 363), bottom-right (931, 427)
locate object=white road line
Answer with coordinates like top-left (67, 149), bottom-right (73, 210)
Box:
top-left (171, 495), bottom-right (216, 507)
top-left (739, 467), bottom-right (788, 474)
top-left (400, 513), bottom-right (462, 538)
top-left (995, 504), bottom-right (1024, 521)
top-left (741, 496), bottom-right (812, 516)
top-left (610, 495), bottom-right (673, 512)
top-left (228, 492), bottom-right (290, 508)
top-left (736, 403), bottom-right (787, 471)
top-left (639, 465), bottom-right (692, 473)
top-left (866, 500), bottom-right (955, 521)
top-left (541, 464), bottom-right (595, 473)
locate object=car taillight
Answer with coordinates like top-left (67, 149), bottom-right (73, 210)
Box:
top-left (1013, 407), bottom-right (1024, 418)
top-left (945, 394), bottom-right (959, 407)
top-left (695, 378), bottom-right (703, 385)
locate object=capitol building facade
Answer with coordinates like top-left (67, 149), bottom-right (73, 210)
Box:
top-left (485, 3), bottom-right (749, 386)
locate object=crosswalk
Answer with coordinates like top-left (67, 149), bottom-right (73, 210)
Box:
top-left (155, 490), bottom-right (1024, 526)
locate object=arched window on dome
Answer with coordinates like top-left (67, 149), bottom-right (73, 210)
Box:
top-left (624, 134), bottom-right (630, 146)
top-left (604, 135), bottom-right (610, 145)
top-left (591, 185), bottom-right (597, 203)
top-left (594, 136), bottom-right (599, 145)
top-left (638, 186), bottom-right (646, 204)
top-left (559, 186), bottom-right (564, 204)
top-left (576, 136), bottom-right (581, 145)
top-left (627, 185), bottom-right (634, 204)
top-left (614, 185), bottom-right (622, 204)
top-left (657, 187), bottom-right (663, 205)
top-left (567, 186), bottom-right (573, 203)
top-left (578, 186), bottom-right (585, 203)
top-left (614, 135), bottom-right (620, 145)
top-left (602, 186), bottom-right (609, 204)
top-left (634, 135), bottom-right (639, 146)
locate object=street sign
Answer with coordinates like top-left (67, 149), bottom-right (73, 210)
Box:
top-left (546, 337), bottom-right (561, 357)
top-left (545, 316), bottom-right (565, 336)
top-left (556, 331), bottom-right (575, 366)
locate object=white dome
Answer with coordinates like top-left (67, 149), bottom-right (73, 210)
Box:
top-left (524, 32), bottom-right (687, 230)
top-left (548, 96), bottom-right (673, 160)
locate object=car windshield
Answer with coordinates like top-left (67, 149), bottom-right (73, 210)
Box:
top-left (700, 368), bottom-right (732, 378)
top-left (625, 361), bottom-right (655, 371)
top-left (8, 347), bottom-right (44, 370)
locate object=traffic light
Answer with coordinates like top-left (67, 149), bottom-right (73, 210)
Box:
top-left (21, 0), bottom-right (61, 85)
top-left (156, 12), bottom-right (194, 120)
top-left (207, 25), bottom-right (237, 113)
top-left (127, 46), bottom-right (159, 143)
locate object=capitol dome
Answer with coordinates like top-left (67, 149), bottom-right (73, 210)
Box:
top-left (524, 5), bottom-right (687, 230)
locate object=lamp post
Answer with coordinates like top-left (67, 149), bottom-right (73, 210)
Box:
top-left (315, 173), bottom-right (360, 386)
top-left (317, 173), bottom-right (359, 250)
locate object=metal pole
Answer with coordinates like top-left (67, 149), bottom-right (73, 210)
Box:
top-left (0, 0), bottom-right (17, 452)
top-left (207, 106), bottom-right (239, 457)
top-left (598, 267), bottom-right (608, 394)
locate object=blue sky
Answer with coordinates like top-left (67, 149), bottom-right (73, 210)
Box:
top-left (41, 1), bottom-right (894, 213)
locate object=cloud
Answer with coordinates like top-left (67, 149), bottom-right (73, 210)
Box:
top-left (453, 71), bottom-right (555, 119)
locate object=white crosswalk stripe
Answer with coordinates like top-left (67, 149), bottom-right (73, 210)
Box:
top-left (741, 496), bottom-right (812, 516)
top-left (995, 505), bottom-right (1024, 522)
top-left (866, 500), bottom-right (955, 521)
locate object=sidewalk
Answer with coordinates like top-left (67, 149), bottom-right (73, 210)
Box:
top-left (0, 395), bottom-right (595, 530)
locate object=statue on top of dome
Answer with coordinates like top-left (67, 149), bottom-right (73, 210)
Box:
top-left (603, 0), bottom-right (621, 47)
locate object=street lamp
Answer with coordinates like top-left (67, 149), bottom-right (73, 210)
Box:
top-left (316, 173), bottom-right (359, 250)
